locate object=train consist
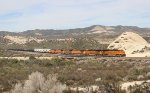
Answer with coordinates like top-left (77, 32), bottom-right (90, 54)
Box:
top-left (8, 49), bottom-right (126, 57)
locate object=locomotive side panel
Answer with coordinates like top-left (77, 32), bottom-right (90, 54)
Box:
top-left (62, 50), bottom-right (72, 54)
top-left (71, 50), bottom-right (83, 54)
top-left (102, 50), bottom-right (126, 56)
top-left (48, 50), bottom-right (56, 53)
top-left (83, 50), bottom-right (100, 55)
top-left (54, 49), bottom-right (63, 54)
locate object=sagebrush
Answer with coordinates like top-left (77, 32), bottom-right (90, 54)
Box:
top-left (4, 72), bottom-right (66, 93)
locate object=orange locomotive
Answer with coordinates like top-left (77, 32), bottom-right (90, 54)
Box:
top-left (102, 50), bottom-right (125, 56)
top-left (48, 49), bottom-right (126, 57)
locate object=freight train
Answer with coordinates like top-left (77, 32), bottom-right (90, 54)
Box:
top-left (8, 49), bottom-right (126, 57)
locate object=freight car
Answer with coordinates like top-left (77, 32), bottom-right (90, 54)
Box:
top-left (34, 49), bottom-right (51, 53)
top-left (8, 49), bottom-right (34, 52)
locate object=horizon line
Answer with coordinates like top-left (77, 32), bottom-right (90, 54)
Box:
top-left (0, 24), bottom-right (149, 32)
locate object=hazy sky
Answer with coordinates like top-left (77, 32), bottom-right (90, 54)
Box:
top-left (0, 0), bottom-right (150, 31)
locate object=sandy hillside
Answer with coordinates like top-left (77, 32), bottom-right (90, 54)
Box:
top-left (4, 35), bottom-right (45, 44)
top-left (91, 26), bottom-right (107, 33)
top-left (90, 26), bottom-right (114, 34)
top-left (108, 32), bottom-right (150, 57)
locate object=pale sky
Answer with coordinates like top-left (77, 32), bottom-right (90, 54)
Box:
top-left (0, 0), bottom-right (150, 32)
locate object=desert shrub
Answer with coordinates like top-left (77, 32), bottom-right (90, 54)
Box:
top-left (71, 37), bottom-right (103, 50)
top-left (137, 75), bottom-right (145, 80)
top-left (126, 75), bottom-right (138, 81)
top-left (146, 72), bottom-right (150, 78)
top-left (29, 56), bottom-right (36, 60)
top-left (4, 71), bottom-right (66, 93)
top-left (50, 58), bottom-right (74, 66)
